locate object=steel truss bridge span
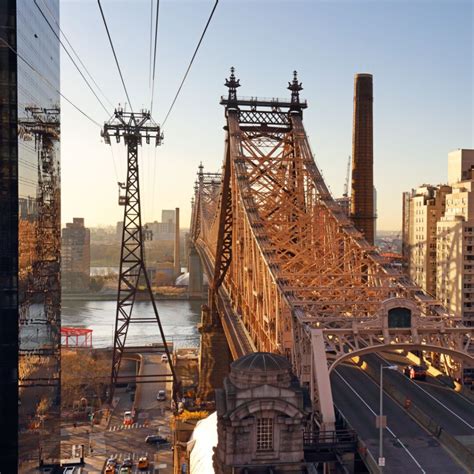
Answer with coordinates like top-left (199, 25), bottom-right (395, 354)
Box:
top-left (190, 70), bottom-right (473, 430)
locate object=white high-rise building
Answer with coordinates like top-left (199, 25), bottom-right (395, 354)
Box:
top-left (437, 149), bottom-right (474, 326)
top-left (403, 184), bottom-right (450, 296)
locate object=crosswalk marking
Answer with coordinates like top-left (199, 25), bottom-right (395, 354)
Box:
top-left (106, 451), bottom-right (149, 461)
top-left (109, 422), bottom-right (146, 431)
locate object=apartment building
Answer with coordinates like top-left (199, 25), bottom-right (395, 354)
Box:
top-left (403, 184), bottom-right (450, 295)
top-left (437, 149), bottom-right (474, 326)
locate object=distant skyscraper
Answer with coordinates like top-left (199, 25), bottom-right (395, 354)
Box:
top-left (62, 218), bottom-right (91, 291)
top-left (0, 0), bottom-right (61, 469)
top-left (162, 209), bottom-right (176, 225)
top-left (351, 73), bottom-right (375, 244)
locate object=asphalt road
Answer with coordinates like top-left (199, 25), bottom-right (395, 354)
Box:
top-left (331, 364), bottom-right (465, 473)
top-left (363, 353), bottom-right (474, 438)
top-left (103, 352), bottom-right (173, 473)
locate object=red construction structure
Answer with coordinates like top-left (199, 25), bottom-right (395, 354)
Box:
top-left (61, 327), bottom-right (93, 348)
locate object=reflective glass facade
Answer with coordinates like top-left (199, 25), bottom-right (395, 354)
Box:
top-left (0, 0), bottom-right (60, 470)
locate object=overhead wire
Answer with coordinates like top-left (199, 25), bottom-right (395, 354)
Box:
top-left (160, 0), bottom-right (219, 128)
top-left (38, 0), bottom-right (115, 110)
top-left (34, 0), bottom-right (111, 117)
top-left (0, 37), bottom-right (101, 128)
top-left (150, 0), bottom-right (160, 116)
top-left (97, 0), bottom-right (134, 112)
top-left (148, 0), bottom-right (154, 89)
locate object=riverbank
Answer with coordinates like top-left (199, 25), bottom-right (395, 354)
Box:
top-left (62, 292), bottom-right (206, 302)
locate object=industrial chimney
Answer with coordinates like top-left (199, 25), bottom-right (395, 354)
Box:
top-left (351, 73), bottom-right (375, 245)
top-left (174, 207), bottom-right (180, 278)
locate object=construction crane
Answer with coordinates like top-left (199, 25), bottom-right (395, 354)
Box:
top-left (343, 155), bottom-right (351, 198)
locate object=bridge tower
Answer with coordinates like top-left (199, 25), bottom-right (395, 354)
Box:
top-left (101, 109), bottom-right (177, 402)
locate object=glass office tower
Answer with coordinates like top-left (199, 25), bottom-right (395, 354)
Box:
top-left (0, 0), bottom-right (60, 470)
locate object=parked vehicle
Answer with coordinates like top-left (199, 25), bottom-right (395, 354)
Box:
top-left (145, 434), bottom-right (168, 445)
top-left (157, 389), bottom-right (166, 401)
top-left (161, 353), bottom-right (168, 363)
top-left (403, 364), bottom-right (427, 380)
top-left (119, 467), bottom-right (131, 474)
top-left (122, 457), bottom-right (133, 468)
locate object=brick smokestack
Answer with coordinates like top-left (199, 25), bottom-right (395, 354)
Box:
top-left (174, 207), bottom-right (180, 277)
top-left (351, 73), bottom-right (375, 245)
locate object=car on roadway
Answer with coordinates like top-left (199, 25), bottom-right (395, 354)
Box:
top-left (157, 389), bottom-right (166, 401)
top-left (145, 434), bottom-right (168, 445)
top-left (104, 464), bottom-right (116, 474)
top-left (404, 364), bottom-right (427, 380)
top-left (138, 456), bottom-right (150, 470)
top-left (123, 410), bottom-right (134, 425)
top-left (161, 353), bottom-right (168, 363)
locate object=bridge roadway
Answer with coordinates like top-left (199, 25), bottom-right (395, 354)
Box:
top-left (331, 364), bottom-right (464, 473)
top-left (363, 353), bottom-right (474, 438)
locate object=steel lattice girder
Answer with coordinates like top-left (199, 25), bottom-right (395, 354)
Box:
top-left (191, 95), bottom-right (474, 429)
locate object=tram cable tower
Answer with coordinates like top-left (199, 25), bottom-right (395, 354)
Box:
top-left (101, 108), bottom-right (178, 403)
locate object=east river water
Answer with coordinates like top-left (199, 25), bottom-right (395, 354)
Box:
top-left (61, 299), bottom-right (203, 349)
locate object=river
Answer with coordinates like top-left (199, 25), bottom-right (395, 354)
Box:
top-left (61, 299), bottom-right (203, 349)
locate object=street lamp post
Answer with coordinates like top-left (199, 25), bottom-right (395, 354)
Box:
top-left (378, 364), bottom-right (397, 472)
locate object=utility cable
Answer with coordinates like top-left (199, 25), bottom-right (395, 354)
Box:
top-left (0, 38), bottom-right (101, 128)
top-left (150, 0), bottom-right (160, 116)
top-left (160, 0), bottom-right (219, 128)
top-left (34, 0), bottom-right (111, 117)
top-left (97, 0), bottom-right (134, 112)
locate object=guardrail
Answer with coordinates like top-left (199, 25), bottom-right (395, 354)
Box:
top-left (303, 429), bottom-right (357, 449)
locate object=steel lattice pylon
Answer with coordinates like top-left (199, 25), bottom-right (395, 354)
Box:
top-left (191, 69), bottom-right (474, 430)
top-left (101, 109), bottom-right (178, 403)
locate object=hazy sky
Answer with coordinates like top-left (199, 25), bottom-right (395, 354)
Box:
top-left (59, 0), bottom-right (473, 231)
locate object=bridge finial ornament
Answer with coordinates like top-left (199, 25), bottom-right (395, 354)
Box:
top-left (288, 70), bottom-right (303, 114)
top-left (225, 66), bottom-right (241, 105)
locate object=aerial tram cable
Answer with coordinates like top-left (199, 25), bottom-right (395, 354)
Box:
top-left (148, 0), bottom-right (154, 89)
top-left (150, 0), bottom-right (161, 116)
top-left (0, 38), bottom-right (101, 127)
top-left (34, 0), bottom-right (111, 117)
top-left (97, 0), bottom-right (134, 113)
top-left (37, 0), bottom-right (115, 110)
top-left (161, 0), bottom-right (219, 128)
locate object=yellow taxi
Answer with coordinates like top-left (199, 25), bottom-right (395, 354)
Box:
top-left (137, 456), bottom-right (149, 470)
top-left (104, 464), bottom-right (115, 474)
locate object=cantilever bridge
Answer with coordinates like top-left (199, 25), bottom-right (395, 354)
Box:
top-left (190, 69), bottom-right (473, 430)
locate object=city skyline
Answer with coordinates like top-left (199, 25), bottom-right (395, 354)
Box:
top-left (60, 0), bottom-right (473, 230)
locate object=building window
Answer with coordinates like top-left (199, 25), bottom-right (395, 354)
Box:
top-left (257, 418), bottom-right (273, 452)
